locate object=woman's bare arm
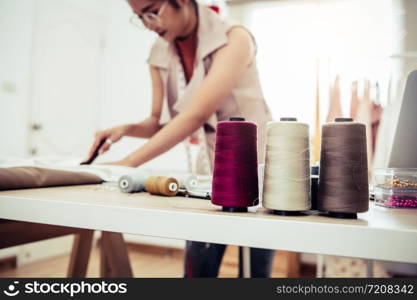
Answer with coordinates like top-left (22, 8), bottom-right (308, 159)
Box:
top-left (111, 27), bottom-right (255, 167)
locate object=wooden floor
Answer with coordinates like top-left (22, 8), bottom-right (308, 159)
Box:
top-left (0, 243), bottom-right (313, 278)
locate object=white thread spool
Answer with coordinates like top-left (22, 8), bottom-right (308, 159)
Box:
top-left (262, 118), bottom-right (311, 214)
top-left (118, 172), bottom-right (147, 193)
top-left (174, 174), bottom-right (199, 191)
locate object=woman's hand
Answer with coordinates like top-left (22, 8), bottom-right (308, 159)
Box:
top-left (86, 125), bottom-right (130, 160)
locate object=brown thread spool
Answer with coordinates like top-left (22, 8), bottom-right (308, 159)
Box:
top-left (145, 176), bottom-right (179, 197)
top-left (318, 118), bottom-right (369, 219)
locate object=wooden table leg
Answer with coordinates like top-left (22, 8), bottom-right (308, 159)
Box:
top-left (282, 251), bottom-right (300, 277)
top-left (273, 250), bottom-right (300, 277)
top-left (100, 232), bottom-right (133, 278)
top-left (67, 230), bottom-right (94, 277)
top-left (100, 232), bottom-right (112, 277)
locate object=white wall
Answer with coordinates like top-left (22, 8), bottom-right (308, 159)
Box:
top-left (0, 0), bottom-right (34, 156)
top-left (0, 0), bottom-right (188, 170)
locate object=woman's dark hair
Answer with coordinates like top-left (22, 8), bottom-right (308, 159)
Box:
top-left (126, 0), bottom-right (197, 11)
top-left (168, 0), bottom-right (197, 10)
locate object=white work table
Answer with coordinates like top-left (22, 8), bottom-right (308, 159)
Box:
top-left (0, 184), bottom-right (416, 264)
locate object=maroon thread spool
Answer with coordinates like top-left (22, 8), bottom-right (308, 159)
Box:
top-left (211, 117), bottom-right (259, 212)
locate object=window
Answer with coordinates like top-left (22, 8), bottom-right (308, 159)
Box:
top-left (240, 0), bottom-right (392, 129)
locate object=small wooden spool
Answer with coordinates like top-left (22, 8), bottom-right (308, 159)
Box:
top-left (145, 176), bottom-right (179, 197)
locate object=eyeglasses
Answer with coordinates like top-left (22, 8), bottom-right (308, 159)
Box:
top-left (130, 1), bottom-right (167, 30)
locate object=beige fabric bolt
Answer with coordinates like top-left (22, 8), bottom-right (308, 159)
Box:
top-left (147, 4), bottom-right (273, 173)
top-left (0, 167), bottom-right (103, 190)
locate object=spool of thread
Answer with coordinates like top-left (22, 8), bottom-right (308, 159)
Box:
top-left (262, 118), bottom-right (311, 215)
top-left (145, 176), bottom-right (179, 197)
top-left (318, 118), bottom-right (369, 219)
top-left (211, 117), bottom-right (259, 212)
top-left (118, 172), bottom-right (147, 193)
top-left (174, 174), bottom-right (199, 191)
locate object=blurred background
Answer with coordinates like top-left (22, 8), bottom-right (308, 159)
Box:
top-left (1, 0), bottom-right (416, 277)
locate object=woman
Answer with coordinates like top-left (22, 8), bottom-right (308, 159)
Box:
top-left (86, 0), bottom-right (274, 277)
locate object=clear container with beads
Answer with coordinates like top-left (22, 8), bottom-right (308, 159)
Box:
top-left (374, 168), bottom-right (417, 188)
top-left (373, 168), bottom-right (417, 208)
